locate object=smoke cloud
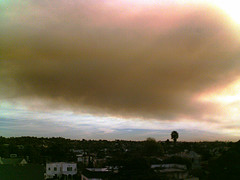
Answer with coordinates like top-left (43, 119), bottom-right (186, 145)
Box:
top-left (1, 0), bottom-right (240, 120)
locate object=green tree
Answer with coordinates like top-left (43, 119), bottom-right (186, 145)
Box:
top-left (142, 138), bottom-right (163, 156)
top-left (208, 141), bottom-right (240, 180)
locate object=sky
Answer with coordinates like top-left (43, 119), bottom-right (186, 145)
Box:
top-left (1, 0), bottom-right (240, 141)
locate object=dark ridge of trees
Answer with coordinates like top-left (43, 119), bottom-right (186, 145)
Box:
top-left (208, 141), bottom-right (240, 180)
top-left (142, 137), bottom-right (164, 156)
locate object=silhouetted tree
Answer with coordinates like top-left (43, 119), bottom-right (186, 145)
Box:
top-left (171, 131), bottom-right (179, 143)
top-left (142, 138), bottom-right (163, 156)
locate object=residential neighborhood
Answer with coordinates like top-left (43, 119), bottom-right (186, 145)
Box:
top-left (0, 135), bottom-right (238, 179)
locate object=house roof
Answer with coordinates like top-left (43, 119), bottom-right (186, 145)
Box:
top-left (46, 162), bottom-right (76, 165)
top-left (159, 168), bottom-right (187, 173)
top-left (86, 168), bottom-right (109, 172)
top-left (82, 169), bottom-right (112, 178)
top-left (1, 158), bottom-right (27, 165)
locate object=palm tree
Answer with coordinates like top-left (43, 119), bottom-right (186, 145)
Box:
top-left (171, 131), bottom-right (179, 143)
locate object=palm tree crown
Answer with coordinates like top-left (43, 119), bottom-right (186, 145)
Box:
top-left (171, 131), bottom-right (179, 143)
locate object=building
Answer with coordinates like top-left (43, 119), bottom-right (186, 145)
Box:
top-left (178, 151), bottom-right (201, 169)
top-left (153, 164), bottom-right (188, 180)
top-left (45, 162), bottom-right (77, 179)
top-left (77, 154), bottom-right (95, 166)
top-left (71, 149), bottom-right (84, 154)
top-left (159, 168), bottom-right (188, 179)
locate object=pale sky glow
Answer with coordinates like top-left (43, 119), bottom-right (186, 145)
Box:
top-left (212, 0), bottom-right (240, 24)
top-left (197, 80), bottom-right (240, 138)
top-left (199, 79), bottom-right (240, 104)
top-left (1, 101), bottom-right (239, 141)
top-left (124, 0), bottom-right (240, 24)
top-left (1, 0), bottom-right (240, 141)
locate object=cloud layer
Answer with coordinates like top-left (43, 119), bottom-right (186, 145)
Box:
top-left (1, 0), bottom-right (240, 120)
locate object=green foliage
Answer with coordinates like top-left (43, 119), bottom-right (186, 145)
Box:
top-left (208, 141), bottom-right (240, 180)
top-left (142, 138), bottom-right (164, 156)
top-left (0, 164), bottom-right (44, 180)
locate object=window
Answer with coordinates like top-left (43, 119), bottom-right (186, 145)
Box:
top-left (48, 167), bottom-right (51, 171)
top-left (54, 167), bottom-right (57, 171)
top-left (67, 167), bottom-right (72, 171)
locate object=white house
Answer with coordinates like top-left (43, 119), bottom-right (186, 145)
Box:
top-left (45, 162), bottom-right (77, 179)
